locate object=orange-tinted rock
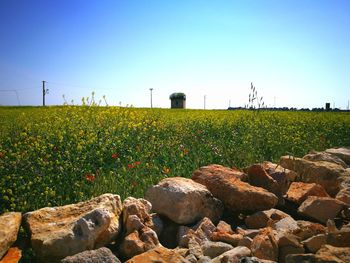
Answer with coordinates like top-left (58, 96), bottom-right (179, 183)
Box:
top-left (251, 228), bottom-right (279, 262)
top-left (0, 247), bottom-right (21, 263)
top-left (0, 213), bottom-right (21, 259)
top-left (125, 246), bottom-right (188, 263)
top-left (336, 187), bottom-right (350, 206)
top-left (298, 196), bottom-right (345, 224)
top-left (193, 164), bottom-right (248, 181)
top-left (263, 161), bottom-right (292, 195)
top-left (245, 209), bottom-right (290, 229)
top-left (244, 164), bottom-right (283, 204)
top-left (286, 182), bottom-right (329, 205)
top-left (192, 166), bottom-right (278, 212)
top-left (293, 220), bottom-right (326, 241)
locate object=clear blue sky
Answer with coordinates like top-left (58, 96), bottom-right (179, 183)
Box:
top-left (0, 0), bottom-right (349, 109)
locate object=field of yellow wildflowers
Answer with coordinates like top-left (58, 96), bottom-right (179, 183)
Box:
top-left (1, 106), bottom-right (350, 214)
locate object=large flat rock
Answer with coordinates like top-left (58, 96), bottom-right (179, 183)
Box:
top-left (298, 196), bottom-right (345, 224)
top-left (24, 194), bottom-right (123, 262)
top-left (192, 165), bottom-right (278, 212)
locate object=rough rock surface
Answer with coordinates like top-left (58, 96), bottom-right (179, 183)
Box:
top-left (60, 247), bottom-right (121, 263)
top-left (145, 177), bottom-right (223, 225)
top-left (201, 241), bottom-right (233, 258)
top-left (125, 246), bottom-right (189, 263)
top-left (303, 151), bottom-right (348, 168)
top-left (316, 245), bottom-right (350, 262)
top-left (280, 156), bottom-right (349, 196)
top-left (301, 234), bottom-right (326, 253)
top-left (210, 221), bottom-right (243, 246)
top-left (263, 161), bottom-right (298, 186)
top-left (245, 209), bottom-right (290, 229)
top-left (178, 217), bottom-right (216, 247)
top-left (211, 246), bottom-right (251, 263)
top-left (285, 182), bottom-right (329, 205)
top-left (244, 164), bottom-right (283, 204)
top-left (326, 227), bottom-right (350, 247)
top-left (250, 228), bottom-right (278, 262)
top-left (293, 220), bottom-right (326, 241)
top-left (336, 187), bottom-right (350, 205)
top-left (24, 194), bottom-right (123, 262)
top-left (192, 166), bottom-right (278, 212)
top-left (0, 212), bottom-right (22, 259)
top-left (298, 196), bottom-right (345, 224)
top-left (325, 147), bottom-right (350, 165)
top-left (119, 197), bottom-right (160, 259)
top-left (0, 247), bottom-right (21, 263)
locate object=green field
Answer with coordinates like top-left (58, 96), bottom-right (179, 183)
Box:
top-left (1, 106), bottom-right (350, 214)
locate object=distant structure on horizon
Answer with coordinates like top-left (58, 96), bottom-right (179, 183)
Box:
top-left (170, 92), bottom-right (186, 109)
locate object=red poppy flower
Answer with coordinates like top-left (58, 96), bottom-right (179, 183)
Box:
top-left (86, 174), bottom-right (95, 182)
top-left (134, 161), bottom-right (141, 166)
top-left (111, 153), bottom-right (118, 159)
top-left (127, 164), bottom-right (134, 169)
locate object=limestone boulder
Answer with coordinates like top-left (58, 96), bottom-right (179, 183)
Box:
top-left (0, 212), bottom-right (22, 259)
top-left (301, 234), bottom-right (326, 253)
top-left (325, 147), bottom-right (350, 165)
top-left (119, 197), bottom-right (160, 259)
top-left (178, 217), bottom-right (216, 247)
top-left (293, 220), bottom-right (326, 241)
top-left (145, 177), bottom-right (223, 225)
top-left (303, 151), bottom-right (348, 168)
top-left (251, 228), bottom-right (279, 262)
top-left (327, 227), bottom-right (350, 247)
top-left (211, 246), bottom-right (251, 263)
top-left (273, 217), bottom-right (299, 234)
top-left (192, 166), bottom-right (278, 213)
top-left (336, 187), bottom-right (350, 205)
top-left (24, 194), bottom-right (123, 262)
top-left (315, 245), bottom-right (350, 262)
top-left (125, 246), bottom-right (189, 263)
top-left (193, 164), bottom-right (248, 181)
top-left (210, 221), bottom-right (243, 246)
top-left (244, 164), bottom-right (283, 204)
top-left (298, 196), bottom-right (345, 224)
top-left (60, 247), bottom-right (121, 263)
top-left (262, 161), bottom-right (292, 194)
top-left (201, 241), bottom-right (233, 258)
top-left (280, 156), bottom-right (350, 196)
top-left (285, 182), bottom-right (329, 205)
top-left (245, 209), bottom-right (290, 229)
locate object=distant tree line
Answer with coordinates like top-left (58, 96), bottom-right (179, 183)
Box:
top-left (228, 107), bottom-right (350, 112)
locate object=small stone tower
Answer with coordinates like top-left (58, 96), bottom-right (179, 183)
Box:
top-left (170, 92), bottom-right (186, 109)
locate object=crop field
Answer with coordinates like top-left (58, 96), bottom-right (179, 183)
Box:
top-left (1, 106), bottom-right (350, 214)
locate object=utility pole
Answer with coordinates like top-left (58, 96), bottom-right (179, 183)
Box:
top-left (42, 81), bottom-right (46, 106)
top-left (149, 88), bottom-right (153, 108)
top-left (204, 95), bottom-right (206, 110)
top-left (347, 100), bottom-right (349, 110)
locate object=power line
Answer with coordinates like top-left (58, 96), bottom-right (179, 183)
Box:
top-left (0, 89), bottom-right (21, 105)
